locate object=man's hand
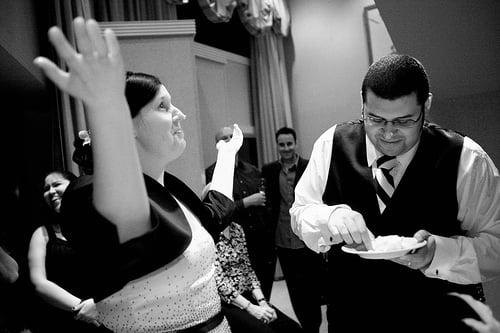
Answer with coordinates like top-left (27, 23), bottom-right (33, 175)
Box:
top-left (328, 208), bottom-right (373, 250)
top-left (243, 192), bottom-right (266, 207)
top-left (391, 229), bottom-right (436, 270)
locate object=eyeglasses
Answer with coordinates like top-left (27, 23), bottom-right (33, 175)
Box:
top-left (362, 110), bottom-right (423, 128)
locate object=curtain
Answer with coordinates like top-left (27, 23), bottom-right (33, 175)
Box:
top-left (242, 0), bottom-right (292, 165)
top-left (250, 32), bottom-right (292, 165)
top-left (49, 0), bottom-right (92, 175)
top-left (195, 0), bottom-right (293, 165)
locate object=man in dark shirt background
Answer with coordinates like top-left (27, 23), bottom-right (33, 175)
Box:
top-left (206, 127), bottom-right (276, 299)
top-left (262, 127), bottom-right (324, 333)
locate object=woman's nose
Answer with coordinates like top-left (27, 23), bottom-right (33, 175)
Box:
top-left (173, 108), bottom-right (186, 122)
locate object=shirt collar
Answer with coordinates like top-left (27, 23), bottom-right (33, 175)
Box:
top-left (365, 134), bottom-right (420, 170)
top-left (279, 153), bottom-right (299, 170)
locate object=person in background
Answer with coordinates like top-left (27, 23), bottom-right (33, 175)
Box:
top-left (34, 17), bottom-right (242, 332)
top-left (206, 126), bottom-right (275, 298)
top-left (290, 54), bottom-right (500, 332)
top-left (28, 170), bottom-right (106, 332)
top-left (214, 221), bottom-right (303, 333)
top-left (261, 127), bottom-right (323, 333)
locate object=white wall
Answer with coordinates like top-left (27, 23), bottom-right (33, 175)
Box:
top-left (285, 0), bottom-right (375, 158)
top-left (194, 43), bottom-right (253, 173)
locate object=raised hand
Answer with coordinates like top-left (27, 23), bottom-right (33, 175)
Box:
top-left (33, 17), bottom-right (125, 111)
top-left (216, 124), bottom-right (243, 154)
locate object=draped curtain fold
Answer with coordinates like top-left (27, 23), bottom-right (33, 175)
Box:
top-left (250, 33), bottom-right (292, 165)
top-left (241, 0), bottom-right (292, 165)
top-left (50, 0), bottom-right (92, 175)
top-left (200, 0), bottom-right (293, 165)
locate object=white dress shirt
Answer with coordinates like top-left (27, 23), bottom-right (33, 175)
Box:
top-left (290, 124), bottom-right (500, 284)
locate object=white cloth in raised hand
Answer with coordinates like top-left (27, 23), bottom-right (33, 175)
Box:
top-left (211, 124), bottom-right (243, 199)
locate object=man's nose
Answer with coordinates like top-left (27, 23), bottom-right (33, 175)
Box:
top-left (382, 122), bottom-right (397, 139)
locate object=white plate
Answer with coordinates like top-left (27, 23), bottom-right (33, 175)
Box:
top-left (341, 240), bottom-right (427, 259)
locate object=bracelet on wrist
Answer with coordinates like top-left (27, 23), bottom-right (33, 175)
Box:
top-left (256, 297), bottom-right (267, 304)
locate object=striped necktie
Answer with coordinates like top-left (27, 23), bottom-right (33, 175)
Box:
top-left (374, 155), bottom-right (399, 213)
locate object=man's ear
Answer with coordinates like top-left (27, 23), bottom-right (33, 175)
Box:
top-left (424, 93), bottom-right (433, 115)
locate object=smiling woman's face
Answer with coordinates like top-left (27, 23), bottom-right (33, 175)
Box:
top-left (43, 173), bottom-right (71, 213)
top-left (133, 85), bottom-right (187, 165)
top-left (363, 90), bottom-right (424, 157)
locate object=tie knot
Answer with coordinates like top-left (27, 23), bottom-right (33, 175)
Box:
top-left (376, 155), bottom-right (397, 169)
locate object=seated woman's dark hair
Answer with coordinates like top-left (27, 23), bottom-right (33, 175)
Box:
top-left (45, 170), bottom-right (77, 183)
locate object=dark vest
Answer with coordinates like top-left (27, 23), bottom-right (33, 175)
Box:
top-left (322, 121), bottom-right (483, 332)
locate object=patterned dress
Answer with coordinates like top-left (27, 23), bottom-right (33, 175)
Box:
top-left (215, 223), bottom-right (261, 303)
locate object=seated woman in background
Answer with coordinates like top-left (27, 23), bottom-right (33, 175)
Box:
top-left (34, 17), bottom-right (241, 332)
top-left (28, 170), bottom-right (108, 332)
top-left (215, 221), bottom-right (303, 333)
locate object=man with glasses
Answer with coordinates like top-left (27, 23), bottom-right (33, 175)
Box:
top-left (290, 54), bottom-right (500, 332)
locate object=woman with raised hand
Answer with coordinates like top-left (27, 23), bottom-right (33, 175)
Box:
top-left (34, 17), bottom-right (242, 332)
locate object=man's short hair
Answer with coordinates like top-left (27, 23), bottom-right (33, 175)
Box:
top-left (361, 54), bottom-right (430, 106)
top-left (275, 127), bottom-right (296, 142)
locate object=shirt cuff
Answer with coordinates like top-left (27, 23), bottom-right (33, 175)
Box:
top-left (235, 199), bottom-right (245, 211)
top-left (300, 204), bottom-right (351, 253)
top-left (423, 235), bottom-right (481, 284)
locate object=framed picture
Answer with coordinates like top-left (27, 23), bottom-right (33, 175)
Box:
top-left (363, 5), bottom-right (397, 65)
